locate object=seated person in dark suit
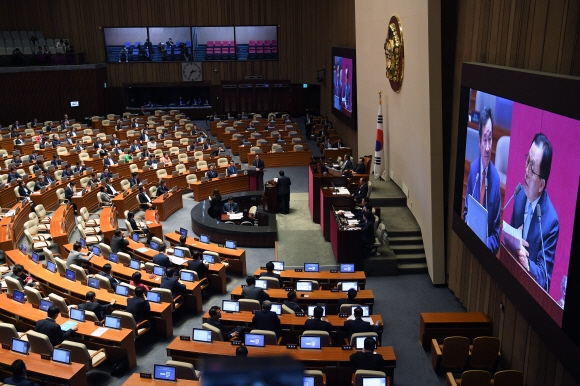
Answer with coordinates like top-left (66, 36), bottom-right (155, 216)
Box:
top-left (72, 161), bottom-right (86, 174)
top-left (186, 251), bottom-right (208, 280)
top-left (241, 276), bottom-right (270, 303)
top-left (101, 167), bottom-right (113, 180)
top-left (226, 160), bottom-right (238, 177)
top-left (77, 291), bottom-right (116, 321)
top-left (344, 306), bottom-right (381, 339)
top-left (103, 154), bottom-right (116, 167)
top-left (51, 135), bottom-right (61, 147)
top-left (111, 229), bottom-right (129, 253)
top-left (17, 180), bottom-right (31, 199)
top-left (110, 133), bottom-right (120, 147)
top-left (12, 155), bottom-right (23, 165)
top-left (157, 180), bottom-right (169, 197)
top-left (127, 287), bottom-right (150, 323)
top-left (160, 268), bottom-right (186, 298)
top-left (283, 291), bottom-right (304, 313)
top-left (88, 173), bottom-right (100, 185)
top-left (7, 167), bottom-right (21, 183)
top-left (350, 337), bottom-right (386, 371)
top-left (353, 178), bottom-right (369, 203)
top-left (360, 211), bottom-right (376, 256)
top-left (211, 145), bottom-right (225, 157)
top-left (8, 264), bottom-right (36, 288)
top-left (152, 244), bottom-right (172, 268)
top-left (129, 172), bottom-right (141, 187)
top-left (35, 306), bottom-right (78, 346)
top-left (259, 261), bottom-right (282, 287)
top-left (145, 154), bottom-right (157, 166)
top-left (98, 263), bottom-right (120, 290)
top-left (14, 134), bottom-right (25, 145)
top-left (206, 165), bottom-right (218, 179)
top-left (3, 359), bottom-right (38, 386)
top-left (206, 305), bottom-right (244, 340)
top-left (62, 164), bottom-right (74, 178)
top-left (32, 160), bottom-right (45, 174)
top-left (252, 300), bottom-right (280, 337)
top-left (352, 157), bottom-right (367, 174)
top-left (42, 170), bottom-right (55, 184)
top-left (64, 181), bottom-right (76, 202)
top-left (304, 305), bottom-right (333, 333)
top-left (33, 176), bottom-right (46, 191)
top-left (337, 288), bottom-right (361, 311)
top-left (138, 185), bottom-right (154, 210)
top-left (51, 154), bottom-right (62, 167)
top-left (222, 196), bottom-right (239, 214)
top-left (28, 150), bottom-right (38, 164)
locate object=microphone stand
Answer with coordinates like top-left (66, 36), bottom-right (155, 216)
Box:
top-left (536, 204), bottom-right (550, 292)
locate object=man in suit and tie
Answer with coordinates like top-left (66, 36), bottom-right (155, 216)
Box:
top-left (464, 106), bottom-right (502, 255)
top-left (129, 172), bottom-right (141, 187)
top-left (304, 305), bottom-right (334, 333)
top-left (338, 288), bottom-right (361, 311)
top-left (73, 161), bottom-right (86, 174)
top-left (65, 133), bottom-right (75, 145)
top-left (51, 134), bottom-right (61, 147)
top-left (51, 154), bottom-right (62, 168)
top-left (127, 287), bottom-right (150, 323)
top-left (206, 165), bottom-right (218, 179)
top-left (103, 154), bottom-right (116, 167)
top-left (14, 134), bottom-right (25, 145)
top-left (99, 186), bottom-right (112, 204)
top-left (252, 300), bottom-right (280, 337)
top-left (344, 306), bottom-right (381, 339)
top-left (226, 160), bottom-right (238, 177)
top-left (101, 167), bottom-right (113, 181)
top-left (160, 268), bottom-right (187, 298)
top-left (131, 118), bottom-right (139, 129)
top-left (207, 305), bottom-right (244, 340)
top-left (78, 291), bottom-right (116, 321)
top-left (7, 167), bottom-right (21, 183)
top-left (508, 133), bottom-right (559, 292)
top-left (145, 154), bottom-right (157, 166)
top-left (259, 261), bottom-right (281, 287)
top-left (110, 133), bottom-right (120, 147)
top-left (222, 196), bottom-right (239, 214)
top-left (138, 185), bottom-right (154, 210)
top-left (139, 130), bottom-right (150, 143)
top-left (43, 170), bottom-right (55, 184)
top-left (93, 138), bottom-right (106, 156)
top-left (211, 145), bottom-right (225, 157)
top-left (28, 150), bottom-right (38, 163)
top-left (277, 170), bottom-right (291, 214)
top-left (283, 291), bottom-right (304, 313)
top-left (62, 164), bottom-right (74, 178)
top-left (33, 176), bottom-right (46, 191)
top-left (324, 138), bottom-right (334, 149)
top-left (157, 180), bottom-right (169, 197)
top-left (241, 276), bottom-right (270, 303)
top-left (17, 180), bottom-right (31, 200)
top-left (64, 181), bottom-right (79, 213)
top-left (74, 140), bottom-right (84, 152)
top-left (353, 178), bottom-right (369, 203)
top-left (130, 139), bottom-right (140, 153)
top-left (341, 155), bottom-right (353, 172)
top-left (152, 244), bottom-right (171, 268)
top-left (104, 178), bottom-right (119, 196)
top-left (252, 154), bottom-right (265, 170)
top-left (35, 306), bottom-right (78, 346)
top-left (186, 251), bottom-right (209, 280)
top-left (350, 337), bottom-right (385, 371)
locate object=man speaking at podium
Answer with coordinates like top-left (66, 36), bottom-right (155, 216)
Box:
top-left (508, 133), bottom-right (559, 292)
top-left (464, 106), bottom-right (501, 254)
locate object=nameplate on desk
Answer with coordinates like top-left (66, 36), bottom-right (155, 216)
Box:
top-left (259, 266), bottom-right (267, 270)
top-left (295, 313), bottom-right (305, 317)
top-left (42, 264), bottom-right (47, 269)
top-left (94, 321), bottom-right (103, 327)
top-left (241, 285), bottom-right (247, 288)
top-left (286, 344), bottom-right (298, 349)
top-left (81, 281), bottom-right (87, 286)
top-left (1, 343), bottom-right (10, 350)
top-left (59, 273), bottom-right (65, 277)
top-left (107, 289), bottom-right (115, 293)
top-left (339, 313), bottom-right (349, 318)
top-left (231, 341), bottom-right (241, 346)
top-left (61, 312), bottom-right (68, 318)
top-left (342, 345), bottom-right (353, 350)
top-left (285, 287), bottom-right (294, 291)
top-left (41, 353), bottom-right (52, 360)
top-left (294, 268), bottom-right (303, 272)
top-left (330, 269), bottom-right (338, 273)
top-left (180, 336), bottom-right (191, 341)
top-left (331, 288), bottom-right (339, 292)
top-left (140, 373), bottom-right (152, 379)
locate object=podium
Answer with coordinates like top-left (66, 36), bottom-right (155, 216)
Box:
top-left (263, 180), bottom-right (278, 213)
top-left (248, 169), bottom-right (264, 191)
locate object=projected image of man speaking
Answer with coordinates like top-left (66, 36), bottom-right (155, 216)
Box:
top-left (509, 133), bottom-right (560, 292)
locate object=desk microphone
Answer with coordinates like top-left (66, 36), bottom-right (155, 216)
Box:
top-left (503, 183), bottom-right (522, 211)
top-left (535, 204), bottom-right (550, 292)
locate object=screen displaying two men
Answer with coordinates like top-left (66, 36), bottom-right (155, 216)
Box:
top-left (461, 89), bottom-right (580, 324)
top-left (333, 55), bottom-right (353, 117)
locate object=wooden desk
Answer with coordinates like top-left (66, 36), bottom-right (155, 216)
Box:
top-left (231, 286), bottom-right (374, 315)
top-left (253, 269), bottom-right (366, 290)
top-left (320, 189), bottom-right (354, 242)
top-left (71, 183), bottom-right (101, 213)
top-left (237, 141), bottom-right (308, 160)
top-left (0, 293), bottom-right (137, 369)
top-left (164, 232), bottom-right (247, 277)
top-left (112, 183), bottom-right (155, 219)
top-left (100, 206), bottom-right (118, 244)
top-left (0, 182), bottom-right (18, 207)
top-left (123, 373), bottom-right (200, 385)
top-left (30, 182), bottom-right (63, 210)
top-left (244, 150), bottom-right (312, 166)
top-left (308, 165), bottom-right (349, 224)
top-left (163, 172), bottom-right (189, 190)
top-left (190, 174), bottom-right (250, 201)
top-left (329, 211), bottom-right (363, 266)
top-left (0, 346), bottom-right (88, 386)
top-left (152, 190), bottom-right (183, 221)
top-left (144, 209), bottom-right (163, 240)
top-left (0, 201), bottom-right (31, 252)
top-left (166, 339), bottom-right (395, 386)
top-left (49, 202), bottom-right (76, 254)
top-left (323, 147), bottom-right (352, 160)
top-left (419, 312), bottom-right (491, 348)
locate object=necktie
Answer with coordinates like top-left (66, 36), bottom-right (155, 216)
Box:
top-left (523, 203), bottom-right (533, 239)
top-left (480, 170), bottom-right (486, 205)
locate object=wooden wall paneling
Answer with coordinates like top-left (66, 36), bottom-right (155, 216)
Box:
top-left (238, 85), bottom-right (254, 113)
top-left (527, 0), bottom-right (550, 71)
top-left (542, 0), bottom-right (568, 73)
top-left (559, 0), bottom-right (580, 74)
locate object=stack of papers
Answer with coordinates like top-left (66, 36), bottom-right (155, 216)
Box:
top-left (337, 187), bottom-right (351, 195)
top-left (91, 327), bottom-right (108, 337)
top-left (229, 213), bottom-right (243, 220)
top-left (137, 247), bottom-right (149, 253)
top-left (502, 221), bottom-right (523, 252)
top-left (343, 212), bottom-right (355, 218)
top-left (348, 220), bottom-right (359, 225)
top-left (169, 256), bottom-right (187, 265)
top-left (60, 321), bottom-right (78, 331)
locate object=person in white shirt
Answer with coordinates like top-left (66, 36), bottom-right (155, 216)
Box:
top-left (147, 139), bottom-right (157, 150)
top-left (138, 185), bottom-right (153, 210)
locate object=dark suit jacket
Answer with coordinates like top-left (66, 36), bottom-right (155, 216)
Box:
top-left (130, 177), bottom-right (141, 187)
top-left (111, 235), bottom-right (129, 253)
top-left (354, 184), bottom-right (369, 202)
top-left (160, 276), bottom-right (186, 297)
top-left (252, 310), bottom-right (280, 335)
top-left (242, 285), bottom-right (270, 303)
top-left (361, 221), bottom-right (375, 246)
top-left (186, 260), bottom-right (208, 280)
top-left (277, 176), bottom-right (291, 195)
top-left (110, 139), bottom-right (120, 147)
top-left (103, 158), bottom-right (114, 167)
top-left (465, 157), bottom-right (502, 254)
top-left (78, 301), bottom-right (112, 321)
top-left (252, 159), bottom-right (265, 169)
top-left (35, 317), bottom-right (75, 346)
top-left (304, 318), bottom-right (333, 333)
top-left (157, 185), bottom-right (169, 196)
top-left (98, 272), bottom-right (119, 290)
top-left (353, 164), bottom-right (366, 174)
top-left (509, 189), bottom-right (559, 291)
top-left (206, 317), bottom-right (233, 340)
top-left (152, 253), bottom-right (171, 268)
top-left (341, 159), bottom-right (353, 171)
top-left (206, 169), bottom-right (218, 179)
top-left (101, 171), bottom-right (113, 180)
top-left (138, 192), bottom-right (152, 203)
top-left (350, 351), bottom-right (385, 371)
top-left (18, 186), bottom-right (31, 197)
top-left (127, 297), bottom-right (150, 323)
top-left (226, 165), bottom-right (238, 176)
top-left (34, 180), bottom-right (45, 191)
top-left (283, 300), bottom-right (303, 313)
top-left (64, 186), bottom-right (75, 200)
top-left (259, 271), bottom-right (281, 287)
top-left (222, 201), bottom-right (239, 213)
top-left (2, 376), bottom-right (38, 386)
top-left (344, 317), bottom-right (379, 338)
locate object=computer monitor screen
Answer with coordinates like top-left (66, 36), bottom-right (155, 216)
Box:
top-left (46, 261), bottom-right (56, 273)
top-left (20, 244), bottom-right (27, 254)
top-left (351, 305), bottom-right (371, 317)
top-left (225, 240), bottom-right (236, 249)
top-left (222, 300), bottom-right (240, 313)
top-left (180, 271), bottom-right (194, 282)
top-left (70, 308), bottom-right (85, 322)
top-left (296, 281), bottom-right (312, 292)
top-left (255, 279), bottom-right (268, 289)
top-left (39, 299), bottom-right (52, 311)
top-left (129, 259), bottom-right (141, 270)
top-left (52, 347), bottom-right (71, 364)
top-left (88, 277), bottom-right (100, 289)
top-left (12, 290), bottom-right (25, 304)
top-left (341, 282), bottom-right (358, 292)
top-left (11, 338), bottom-right (28, 354)
top-left (153, 266), bottom-right (165, 276)
top-left (303, 376), bottom-right (315, 386)
top-left (202, 254), bottom-right (215, 264)
top-left (307, 305), bottom-right (326, 317)
top-left (92, 246), bottom-right (100, 255)
top-left (299, 336), bottom-right (321, 349)
top-left (173, 248), bottom-right (185, 258)
top-left (304, 263), bottom-right (319, 272)
top-left (131, 233), bottom-right (139, 242)
top-left (355, 336), bottom-right (377, 350)
top-left (154, 365), bottom-right (177, 382)
top-left (200, 234), bottom-right (210, 243)
top-left (105, 316), bottom-right (121, 329)
top-left (340, 263), bottom-right (355, 273)
top-left (109, 253), bottom-right (119, 263)
top-left (361, 377), bottom-right (387, 386)
top-left (179, 227), bottom-right (187, 237)
top-left (79, 238), bottom-right (86, 248)
top-left (270, 303), bottom-right (282, 315)
top-left (31, 252), bottom-right (39, 263)
top-left (272, 261), bottom-right (284, 271)
top-left (244, 333), bottom-right (265, 347)
top-left (115, 285), bottom-right (129, 297)
top-left (65, 269), bottom-right (76, 282)
top-left (192, 328), bottom-right (213, 343)
top-left (149, 240), bottom-right (159, 251)
top-left (146, 291), bottom-right (161, 303)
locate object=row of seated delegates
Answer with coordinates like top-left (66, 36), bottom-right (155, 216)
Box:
top-left (321, 137), bottom-right (346, 150)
